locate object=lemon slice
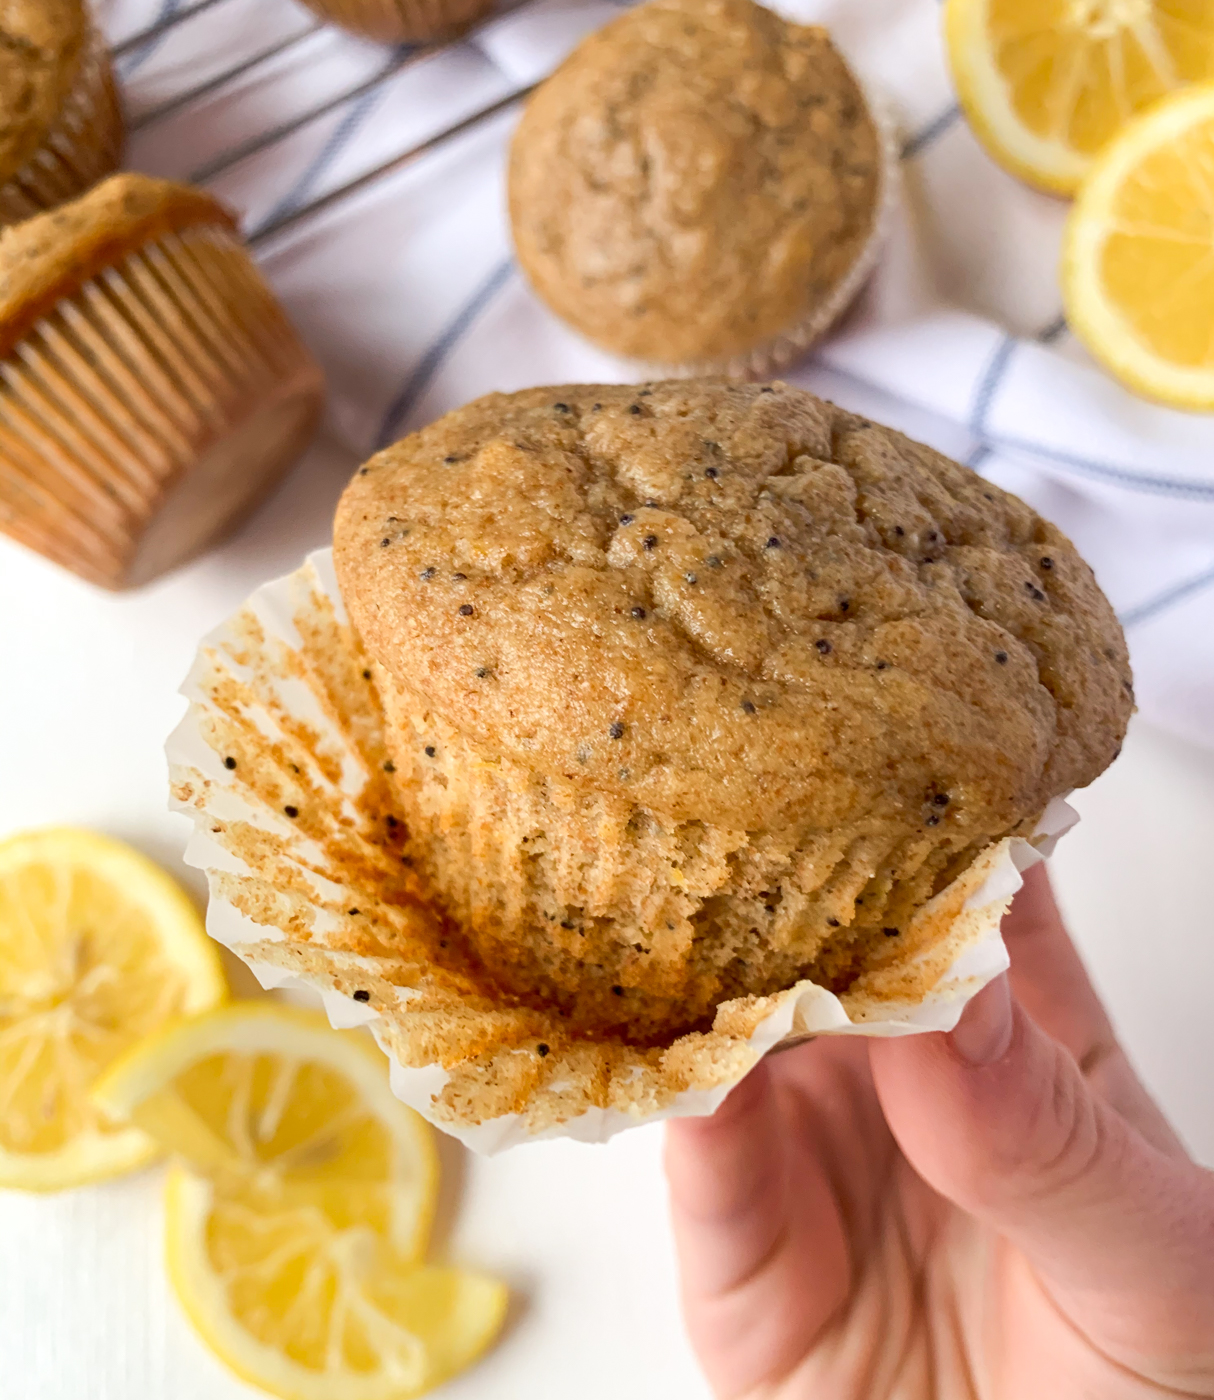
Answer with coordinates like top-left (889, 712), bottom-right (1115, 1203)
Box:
top-left (0, 827), bottom-right (226, 1191)
top-left (945, 0), bottom-right (1214, 194)
top-left (1064, 82), bottom-right (1214, 406)
top-left (95, 1003), bottom-right (505, 1400)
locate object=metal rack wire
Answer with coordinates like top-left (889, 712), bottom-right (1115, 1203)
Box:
top-left (109, 0), bottom-right (542, 250)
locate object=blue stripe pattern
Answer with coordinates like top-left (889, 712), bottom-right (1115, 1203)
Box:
top-left (901, 103), bottom-right (962, 160)
top-left (969, 332), bottom-right (1017, 435)
top-left (116, 0), bottom-right (183, 75)
top-left (1119, 562), bottom-right (1214, 629)
top-left (251, 61), bottom-right (407, 237)
top-left (375, 257), bottom-right (516, 449)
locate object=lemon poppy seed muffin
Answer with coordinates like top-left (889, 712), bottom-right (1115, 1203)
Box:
top-left (0, 0), bottom-right (123, 227)
top-left (0, 174), bottom-right (325, 588)
top-left (295, 0), bottom-right (495, 43)
top-left (508, 0), bottom-right (888, 376)
top-left (334, 381), bottom-right (1131, 1042)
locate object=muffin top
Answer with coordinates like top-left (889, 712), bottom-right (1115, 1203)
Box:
top-left (508, 0), bottom-right (883, 366)
top-left (335, 381), bottom-right (1132, 844)
top-left (0, 0), bottom-right (91, 183)
top-left (0, 174), bottom-right (235, 356)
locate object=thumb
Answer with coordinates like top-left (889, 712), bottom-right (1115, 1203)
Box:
top-left (869, 976), bottom-right (1214, 1368)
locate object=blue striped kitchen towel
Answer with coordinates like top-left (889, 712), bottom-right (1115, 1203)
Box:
top-left (101, 0), bottom-right (1214, 748)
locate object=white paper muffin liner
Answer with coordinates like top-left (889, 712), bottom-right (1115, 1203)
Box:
top-left (168, 549), bottom-right (1076, 1154)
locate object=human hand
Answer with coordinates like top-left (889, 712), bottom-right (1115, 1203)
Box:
top-left (665, 866), bottom-right (1214, 1398)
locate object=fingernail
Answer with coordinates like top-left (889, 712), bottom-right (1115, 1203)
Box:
top-left (950, 975), bottom-right (1013, 1066)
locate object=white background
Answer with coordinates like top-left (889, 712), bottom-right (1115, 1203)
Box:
top-left (3, 433), bottom-right (1213, 1400)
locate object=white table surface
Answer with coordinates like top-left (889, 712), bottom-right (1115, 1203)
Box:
top-left (2, 433), bottom-right (1212, 1400)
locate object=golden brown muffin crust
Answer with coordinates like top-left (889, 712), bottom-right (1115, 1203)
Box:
top-left (335, 381), bottom-right (1132, 859)
top-left (0, 0), bottom-right (89, 180)
top-left (508, 0), bottom-right (883, 366)
top-left (0, 173), bottom-right (237, 357)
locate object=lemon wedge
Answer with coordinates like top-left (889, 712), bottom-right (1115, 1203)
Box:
top-left (0, 826), bottom-right (226, 1192)
top-left (1064, 82), bottom-right (1214, 406)
top-left (945, 0), bottom-right (1214, 194)
top-left (95, 1003), bottom-right (505, 1400)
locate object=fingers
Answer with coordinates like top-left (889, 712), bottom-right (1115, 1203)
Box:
top-left (869, 981), bottom-right (1214, 1383)
top-left (1003, 864), bottom-right (1113, 1063)
top-left (1006, 865), bottom-right (1185, 1156)
top-left (665, 1059), bottom-right (849, 1399)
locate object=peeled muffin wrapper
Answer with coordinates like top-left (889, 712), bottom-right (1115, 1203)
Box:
top-left (0, 23), bottom-right (124, 227)
top-left (0, 223), bottom-right (324, 588)
top-left (168, 550), bottom-right (1077, 1153)
top-left (294, 0), bottom-right (496, 43)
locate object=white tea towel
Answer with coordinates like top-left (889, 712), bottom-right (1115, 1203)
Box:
top-left (100, 0), bottom-right (1214, 748)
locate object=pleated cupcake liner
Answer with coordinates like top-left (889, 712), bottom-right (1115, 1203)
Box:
top-left (167, 547), bottom-right (1077, 1153)
top-left (0, 23), bottom-right (124, 227)
top-left (0, 225), bottom-right (324, 588)
top-left (297, 0), bottom-right (496, 43)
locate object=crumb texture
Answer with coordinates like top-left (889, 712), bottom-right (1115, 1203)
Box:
top-left (335, 380), bottom-right (1131, 1036)
top-left (0, 0), bottom-right (88, 177)
top-left (508, 0), bottom-right (882, 365)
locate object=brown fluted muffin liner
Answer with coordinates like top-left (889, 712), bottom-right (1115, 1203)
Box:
top-left (0, 223), bottom-right (324, 588)
top-left (0, 24), bottom-right (124, 228)
top-left (296, 0), bottom-right (496, 44)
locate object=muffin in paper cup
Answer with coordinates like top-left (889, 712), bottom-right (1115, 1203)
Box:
top-left (0, 3), bottom-right (124, 228)
top-left (0, 173), bottom-right (325, 589)
top-left (294, 0), bottom-right (496, 44)
top-left (508, 0), bottom-right (896, 381)
top-left (166, 375), bottom-right (1133, 1153)
top-left (167, 548), bottom-right (1077, 1153)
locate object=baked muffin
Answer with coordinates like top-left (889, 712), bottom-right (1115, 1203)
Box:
top-left (508, 0), bottom-right (888, 377)
top-left (334, 381), bottom-right (1132, 1043)
top-left (0, 0), bottom-right (124, 227)
top-left (294, 0), bottom-right (495, 43)
top-left (0, 174), bottom-right (325, 588)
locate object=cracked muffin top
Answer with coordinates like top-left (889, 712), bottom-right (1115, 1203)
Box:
top-left (334, 380), bottom-right (1131, 843)
top-left (508, 0), bottom-right (884, 367)
top-left (0, 0), bottom-right (88, 181)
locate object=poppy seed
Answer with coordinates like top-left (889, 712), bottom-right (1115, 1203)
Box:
top-left (932, 793), bottom-right (950, 806)
top-left (611, 985), bottom-right (624, 996)
top-left (995, 650), bottom-right (1009, 664)
top-left (223, 756), bottom-right (237, 770)
top-left (475, 667), bottom-right (489, 678)
top-left (537, 1043), bottom-right (550, 1056)
top-left (609, 721), bottom-right (625, 740)
top-left (353, 989), bottom-right (371, 1002)
top-left (741, 700), bottom-right (756, 714)
top-left (631, 606), bottom-right (646, 619)
top-left (765, 536), bottom-right (781, 549)
top-left (619, 514), bottom-right (634, 525)
top-left (827, 917), bottom-right (840, 927)
top-left (1040, 556), bottom-right (1054, 569)
top-left (425, 745), bottom-right (436, 757)
top-left (643, 535), bottom-right (658, 550)
top-left (284, 805), bottom-right (299, 818)
top-left (383, 760), bottom-right (396, 773)
top-left (459, 604), bottom-right (474, 616)
top-left (883, 927), bottom-right (900, 938)
top-left (629, 404), bottom-right (642, 415)
top-left (815, 639), bottom-right (832, 654)
top-left (926, 814), bottom-right (940, 826)
top-left (420, 567), bottom-right (436, 580)
top-left (684, 572), bottom-right (697, 584)
top-left (705, 466), bottom-right (719, 478)
top-left (553, 402), bottom-right (570, 412)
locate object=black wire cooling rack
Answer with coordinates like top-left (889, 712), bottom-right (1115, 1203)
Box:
top-left (109, 0), bottom-right (543, 248)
